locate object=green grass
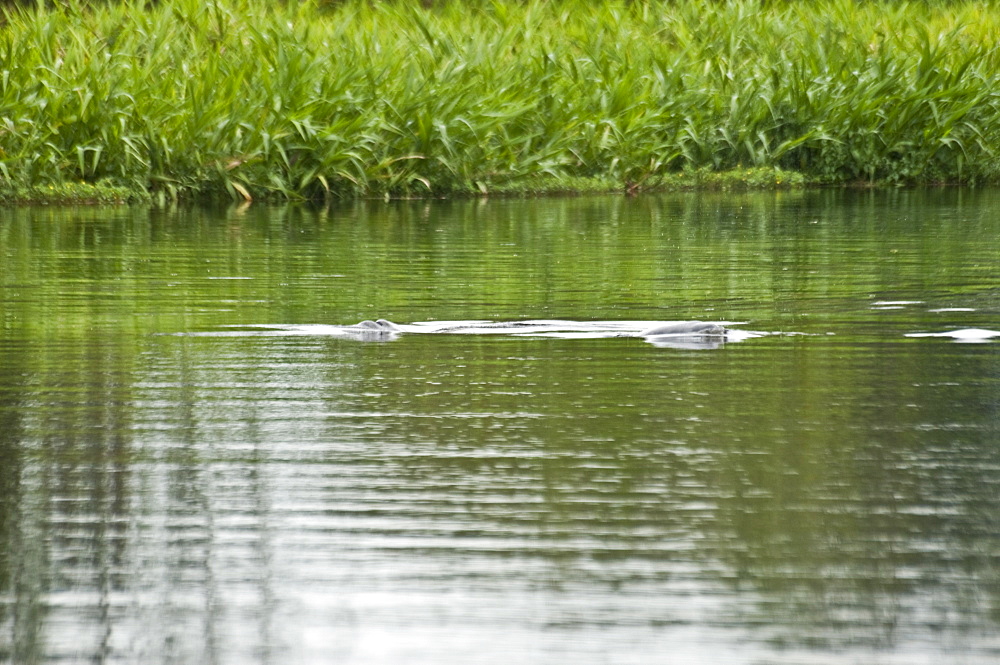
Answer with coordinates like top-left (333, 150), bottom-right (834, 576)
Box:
top-left (2, 0), bottom-right (1000, 202)
top-left (0, 180), bottom-right (149, 205)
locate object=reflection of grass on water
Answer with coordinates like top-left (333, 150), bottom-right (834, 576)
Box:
top-left (2, 0), bottom-right (1000, 203)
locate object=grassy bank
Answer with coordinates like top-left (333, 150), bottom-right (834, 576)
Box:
top-left (2, 0), bottom-right (1000, 202)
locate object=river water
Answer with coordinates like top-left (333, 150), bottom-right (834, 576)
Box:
top-left (1, 190), bottom-right (998, 664)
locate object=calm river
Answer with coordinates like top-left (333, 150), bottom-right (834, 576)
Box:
top-left (1, 190), bottom-right (998, 664)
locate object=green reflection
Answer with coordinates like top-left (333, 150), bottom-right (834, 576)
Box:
top-left (0, 191), bottom-right (999, 663)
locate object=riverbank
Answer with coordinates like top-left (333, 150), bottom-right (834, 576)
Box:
top-left (0, 168), bottom-right (805, 205)
top-left (2, 0), bottom-right (999, 203)
top-left (0, 168), bottom-right (810, 205)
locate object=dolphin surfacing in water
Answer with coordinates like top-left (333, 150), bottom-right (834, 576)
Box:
top-left (641, 321), bottom-right (727, 337)
top-left (334, 319), bottom-right (730, 344)
top-left (350, 319), bottom-right (401, 332)
top-left (339, 319), bottom-right (403, 339)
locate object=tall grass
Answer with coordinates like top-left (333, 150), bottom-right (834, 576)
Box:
top-left (2, 0), bottom-right (1000, 200)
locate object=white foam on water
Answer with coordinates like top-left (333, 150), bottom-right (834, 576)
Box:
top-left (905, 328), bottom-right (1000, 342)
top-left (174, 320), bottom-right (800, 348)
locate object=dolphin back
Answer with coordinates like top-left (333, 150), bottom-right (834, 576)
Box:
top-left (642, 321), bottom-right (727, 336)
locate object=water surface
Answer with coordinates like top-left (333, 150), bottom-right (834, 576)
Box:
top-left (1, 190), bottom-right (999, 664)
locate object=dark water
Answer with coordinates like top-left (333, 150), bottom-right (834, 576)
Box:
top-left (1, 190), bottom-right (998, 665)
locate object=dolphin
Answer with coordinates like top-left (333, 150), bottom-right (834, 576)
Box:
top-left (338, 319), bottom-right (402, 339)
top-left (641, 321), bottom-right (727, 337)
top-left (334, 319), bottom-right (730, 343)
top-left (209, 319), bottom-right (757, 347)
top-left (349, 319), bottom-right (401, 332)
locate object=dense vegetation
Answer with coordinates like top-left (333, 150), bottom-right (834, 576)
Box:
top-left (2, 0), bottom-right (1000, 202)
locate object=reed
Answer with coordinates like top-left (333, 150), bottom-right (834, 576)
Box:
top-left (2, 0), bottom-right (1000, 201)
